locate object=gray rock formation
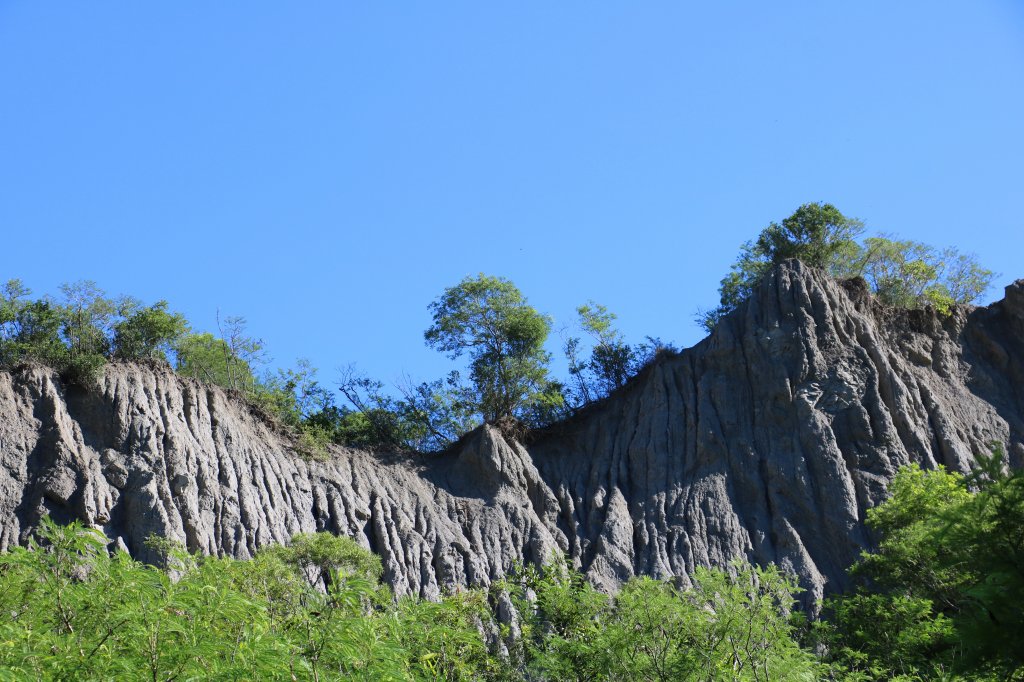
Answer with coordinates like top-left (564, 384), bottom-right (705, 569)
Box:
top-left (1, 261), bottom-right (1021, 606)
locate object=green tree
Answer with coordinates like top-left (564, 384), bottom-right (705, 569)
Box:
top-left (0, 281), bottom-right (68, 368)
top-left (56, 280), bottom-right (118, 384)
top-left (217, 314), bottom-right (267, 388)
top-left (700, 205), bottom-right (994, 331)
top-left (267, 532), bottom-right (383, 591)
top-left (175, 332), bottom-right (259, 391)
top-left (425, 274), bottom-right (561, 425)
top-left (699, 203), bottom-right (863, 331)
top-left (606, 564), bottom-right (818, 681)
top-left (505, 555), bottom-right (819, 681)
top-left (112, 300), bottom-right (189, 361)
top-left (58, 280), bottom-right (116, 358)
top-left (397, 590), bottom-right (500, 680)
top-left (256, 358), bottom-right (332, 427)
top-left (0, 279), bottom-right (30, 346)
top-left (335, 367), bottom-right (430, 450)
top-left (5, 302), bottom-right (71, 372)
top-left (821, 452), bottom-right (1024, 680)
top-left (506, 555), bottom-right (611, 681)
top-left (564, 302), bottom-right (642, 406)
top-left (308, 405), bottom-right (386, 450)
top-left (395, 371), bottom-right (478, 451)
top-left (0, 518), bottom-right (416, 681)
top-left (848, 236), bottom-right (994, 314)
top-left (175, 316), bottom-right (265, 393)
top-left (250, 359), bottom-right (340, 459)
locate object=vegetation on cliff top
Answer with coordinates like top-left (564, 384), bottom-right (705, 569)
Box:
top-left (0, 203), bottom-right (1015, 679)
top-left (698, 202), bottom-right (994, 331)
top-left (0, 203), bottom-right (995, 456)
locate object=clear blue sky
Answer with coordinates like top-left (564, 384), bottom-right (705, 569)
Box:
top-left (2, 2), bottom-right (1022, 387)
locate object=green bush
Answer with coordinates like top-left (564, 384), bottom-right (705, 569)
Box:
top-left (819, 451), bottom-right (1024, 680)
top-left (61, 352), bottom-right (107, 388)
top-left (112, 300), bottom-right (188, 361)
top-left (503, 554), bottom-right (820, 681)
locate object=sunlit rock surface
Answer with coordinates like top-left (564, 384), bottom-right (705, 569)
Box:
top-left (2, 261), bottom-right (1021, 606)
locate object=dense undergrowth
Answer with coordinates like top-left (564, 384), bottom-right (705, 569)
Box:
top-left (0, 518), bottom-right (816, 681)
top-left (1, 203), bottom-right (995, 459)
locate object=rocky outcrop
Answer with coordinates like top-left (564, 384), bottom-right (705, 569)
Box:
top-left (1, 262), bottom-right (1022, 606)
top-left (529, 264), bottom-right (1023, 605)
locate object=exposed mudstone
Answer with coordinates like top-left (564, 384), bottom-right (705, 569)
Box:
top-left (1, 261), bottom-right (1021, 609)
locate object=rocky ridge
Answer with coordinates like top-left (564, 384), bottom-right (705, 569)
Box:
top-left (1, 261), bottom-right (1022, 605)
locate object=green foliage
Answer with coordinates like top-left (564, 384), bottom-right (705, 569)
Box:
top-left (324, 405), bottom-right (405, 449)
top-left (503, 555), bottom-right (819, 681)
top-left (112, 300), bottom-right (189, 361)
top-left (700, 203), bottom-right (864, 331)
top-left (397, 590), bottom-right (503, 680)
top-left (847, 236), bottom-right (994, 315)
top-left (0, 280), bottom-right (115, 385)
top-left (328, 368), bottom-right (479, 452)
top-left (505, 555), bottom-right (611, 681)
top-left (0, 279), bottom-right (29, 329)
top-left (21, 507), bottom-right (1024, 681)
top-left (563, 302), bottom-right (674, 407)
top-left (4, 275), bottom-right (673, 451)
top-left (699, 204), bottom-right (994, 331)
top-left (249, 358), bottom-right (338, 458)
top-left (58, 280), bottom-right (116, 360)
top-left (613, 565), bottom-right (819, 682)
top-left (819, 592), bottom-right (955, 680)
top-left (0, 520), bottom-right (422, 680)
top-left (0, 280), bottom-right (184, 385)
top-left (425, 274), bottom-right (562, 424)
top-left (335, 368), bottom-right (432, 450)
top-left (0, 519), bottom-right (831, 681)
top-left (268, 531), bottom-right (384, 589)
top-left (564, 301), bottom-right (635, 406)
top-left (396, 371), bottom-right (479, 451)
top-left (60, 352), bottom-right (107, 387)
top-left (0, 280), bottom-right (68, 368)
top-left (256, 358), bottom-right (331, 425)
top-left (174, 314), bottom-right (268, 395)
top-left (175, 331), bottom-right (260, 392)
top-left (821, 451), bottom-right (1024, 680)
top-left (328, 274), bottom-right (576, 452)
top-left (752, 202), bottom-right (865, 270)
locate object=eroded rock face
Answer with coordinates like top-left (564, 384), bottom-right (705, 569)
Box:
top-left (530, 264), bottom-right (1023, 605)
top-left (1, 262), bottom-right (1021, 606)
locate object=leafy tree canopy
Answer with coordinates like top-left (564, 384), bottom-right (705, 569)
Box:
top-left (425, 274), bottom-right (562, 424)
top-left (700, 203), bottom-right (994, 331)
top-left (112, 300), bottom-right (189, 361)
top-left (1, 279), bottom-right (192, 385)
top-left (819, 451), bottom-right (1024, 680)
top-left (847, 236), bottom-right (994, 315)
top-left (175, 331), bottom-right (260, 392)
top-left (0, 280), bottom-right (67, 368)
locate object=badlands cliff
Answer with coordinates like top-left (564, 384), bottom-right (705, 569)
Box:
top-left (1, 261), bottom-right (1021, 607)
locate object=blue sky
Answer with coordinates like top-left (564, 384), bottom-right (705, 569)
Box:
top-left (2, 2), bottom-right (1022, 388)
